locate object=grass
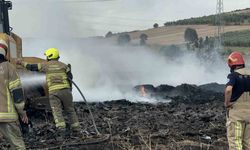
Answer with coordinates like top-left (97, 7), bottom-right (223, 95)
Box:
top-left (223, 30), bottom-right (250, 47)
top-left (224, 46), bottom-right (250, 55)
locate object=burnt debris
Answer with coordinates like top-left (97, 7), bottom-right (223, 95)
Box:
top-left (0, 83), bottom-right (227, 150)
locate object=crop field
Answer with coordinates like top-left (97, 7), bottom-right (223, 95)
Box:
top-left (122, 25), bottom-right (250, 46)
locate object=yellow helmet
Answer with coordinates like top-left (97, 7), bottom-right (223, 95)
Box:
top-left (44, 48), bottom-right (59, 60)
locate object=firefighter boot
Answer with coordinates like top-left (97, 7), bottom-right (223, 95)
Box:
top-left (55, 128), bottom-right (66, 141)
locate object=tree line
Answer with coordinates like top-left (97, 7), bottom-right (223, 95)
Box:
top-left (185, 28), bottom-right (250, 48)
top-left (164, 13), bottom-right (250, 26)
top-left (105, 31), bottom-right (149, 46)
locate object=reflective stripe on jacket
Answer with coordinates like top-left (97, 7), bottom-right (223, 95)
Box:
top-left (0, 62), bottom-right (22, 122)
top-left (24, 60), bottom-right (71, 93)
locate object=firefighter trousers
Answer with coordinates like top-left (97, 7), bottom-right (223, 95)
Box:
top-left (227, 93), bottom-right (250, 150)
top-left (49, 88), bottom-right (80, 130)
top-left (0, 122), bottom-right (26, 150)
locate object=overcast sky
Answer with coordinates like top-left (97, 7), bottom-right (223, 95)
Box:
top-left (9, 0), bottom-right (250, 38)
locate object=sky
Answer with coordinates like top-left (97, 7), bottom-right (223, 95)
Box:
top-left (9, 0), bottom-right (250, 38)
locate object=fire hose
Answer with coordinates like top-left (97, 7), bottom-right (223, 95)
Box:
top-left (20, 79), bottom-right (101, 135)
top-left (68, 78), bottom-right (101, 135)
top-left (27, 79), bottom-right (112, 150)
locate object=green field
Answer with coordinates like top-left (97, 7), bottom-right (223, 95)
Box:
top-left (164, 11), bottom-right (250, 26)
top-left (223, 30), bottom-right (250, 47)
top-left (224, 47), bottom-right (250, 55)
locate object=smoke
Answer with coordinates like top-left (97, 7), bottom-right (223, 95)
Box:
top-left (21, 38), bottom-right (228, 101)
top-left (10, 0), bottom-right (97, 37)
top-left (10, 0), bottom-right (229, 102)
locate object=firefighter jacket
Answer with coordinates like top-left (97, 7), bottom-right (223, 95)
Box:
top-left (0, 61), bottom-right (25, 122)
top-left (226, 68), bottom-right (250, 150)
top-left (227, 68), bottom-right (250, 102)
top-left (23, 60), bottom-right (71, 93)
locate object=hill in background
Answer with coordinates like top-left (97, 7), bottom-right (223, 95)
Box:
top-left (105, 8), bottom-right (250, 47)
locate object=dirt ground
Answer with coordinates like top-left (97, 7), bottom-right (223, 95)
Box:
top-left (0, 83), bottom-right (228, 150)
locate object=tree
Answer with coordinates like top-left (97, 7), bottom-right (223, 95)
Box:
top-left (105, 31), bottom-right (113, 38)
top-left (117, 34), bottom-right (131, 45)
top-left (198, 37), bottom-right (204, 48)
top-left (153, 23), bottom-right (159, 28)
top-left (160, 45), bottom-right (182, 58)
top-left (186, 43), bottom-right (191, 50)
top-left (204, 36), bottom-right (209, 46)
top-left (184, 28), bottom-right (198, 43)
top-left (194, 40), bottom-right (199, 48)
top-left (140, 33), bottom-right (148, 46)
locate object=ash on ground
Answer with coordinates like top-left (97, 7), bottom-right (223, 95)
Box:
top-left (0, 83), bottom-right (227, 150)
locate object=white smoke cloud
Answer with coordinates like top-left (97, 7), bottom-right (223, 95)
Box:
top-left (8, 0), bottom-right (234, 102)
top-left (10, 0), bottom-right (96, 37)
top-left (21, 38), bottom-right (228, 101)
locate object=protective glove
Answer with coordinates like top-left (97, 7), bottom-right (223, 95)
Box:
top-left (15, 101), bottom-right (29, 124)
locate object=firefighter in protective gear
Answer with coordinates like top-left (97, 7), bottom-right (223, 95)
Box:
top-left (225, 51), bottom-right (250, 150)
top-left (18, 48), bottom-right (81, 135)
top-left (0, 39), bottom-right (28, 150)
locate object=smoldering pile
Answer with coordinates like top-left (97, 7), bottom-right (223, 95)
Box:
top-left (0, 82), bottom-right (227, 150)
top-left (133, 82), bottom-right (224, 104)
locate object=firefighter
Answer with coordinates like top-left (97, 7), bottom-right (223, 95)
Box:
top-left (0, 39), bottom-right (28, 150)
top-left (18, 48), bottom-right (81, 137)
top-left (225, 51), bottom-right (250, 150)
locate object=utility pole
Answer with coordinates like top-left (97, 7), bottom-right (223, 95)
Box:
top-left (215, 0), bottom-right (224, 50)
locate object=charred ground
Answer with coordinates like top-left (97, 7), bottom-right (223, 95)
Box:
top-left (0, 83), bottom-right (227, 150)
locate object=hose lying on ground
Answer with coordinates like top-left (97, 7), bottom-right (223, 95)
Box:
top-left (68, 78), bottom-right (101, 135)
top-left (27, 78), bottom-right (111, 149)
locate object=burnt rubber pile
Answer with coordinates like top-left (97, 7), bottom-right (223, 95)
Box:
top-left (0, 83), bottom-right (227, 150)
